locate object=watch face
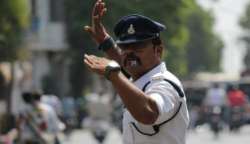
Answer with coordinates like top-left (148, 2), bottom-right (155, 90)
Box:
top-left (109, 61), bottom-right (119, 67)
top-left (105, 61), bottom-right (121, 80)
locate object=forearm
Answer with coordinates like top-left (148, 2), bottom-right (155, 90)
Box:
top-left (109, 72), bottom-right (159, 124)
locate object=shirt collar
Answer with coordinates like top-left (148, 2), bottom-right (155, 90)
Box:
top-left (133, 62), bottom-right (167, 88)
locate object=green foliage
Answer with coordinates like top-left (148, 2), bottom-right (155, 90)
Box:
top-left (108, 0), bottom-right (190, 76)
top-left (64, 0), bottom-right (94, 97)
top-left (65, 0), bottom-right (222, 95)
top-left (186, 4), bottom-right (223, 74)
top-left (240, 2), bottom-right (250, 29)
top-left (0, 0), bottom-right (29, 62)
top-left (240, 2), bottom-right (250, 69)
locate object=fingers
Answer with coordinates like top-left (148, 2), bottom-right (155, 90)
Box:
top-left (84, 54), bottom-right (94, 64)
top-left (89, 0), bottom-right (106, 34)
top-left (84, 54), bottom-right (107, 66)
top-left (99, 2), bottom-right (106, 17)
top-left (84, 54), bottom-right (111, 76)
top-left (84, 58), bottom-right (91, 68)
top-left (84, 54), bottom-right (94, 70)
top-left (84, 54), bottom-right (104, 75)
top-left (92, 1), bottom-right (99, 27)
top-left (93, 0), bottom-right (106, 21)
top-left (84, 26), bottom-right (94, 35)
top-left (92, 0), bottom-right (100, 17)
top-left (101, 8), bottom-right (107, 17)
top-left (84, 54), bottom-right (99, 66)
top-left (86, 0), bottom-right (109, 43)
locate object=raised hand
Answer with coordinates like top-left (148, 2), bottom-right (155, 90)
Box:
top-left (84, 0), bottom-right (110, 44)
top-left (84, 54), bottom-right (111, 76)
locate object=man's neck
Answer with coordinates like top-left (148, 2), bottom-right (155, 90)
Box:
top-left (131, 62), bottom-right (161, 81)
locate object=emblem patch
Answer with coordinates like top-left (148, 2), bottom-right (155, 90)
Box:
top-left (128, 24), bottom-right (135, 34)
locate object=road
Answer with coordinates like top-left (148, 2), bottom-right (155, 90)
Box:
top-left (62, 127), bottom-right (122, 144)
top-left (62, 125), bottom-right (250, 144)
top-left (187, 124), bottom-right (250, 144)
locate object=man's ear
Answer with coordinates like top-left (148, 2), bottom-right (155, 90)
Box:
top-left (154, 45), bottom-right (163, 57)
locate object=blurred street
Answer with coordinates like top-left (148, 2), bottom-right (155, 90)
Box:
top-left (187, 125), bottom-right (250, 144)
top-left (61, 125), bottom-right (250, 144)
top-left (62, 127), bottom-right (122, 144)
top-left (2, 1), bottom-right (250, 144)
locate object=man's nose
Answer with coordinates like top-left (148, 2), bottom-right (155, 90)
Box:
top-left (121, 48), bottom-right (134, 55)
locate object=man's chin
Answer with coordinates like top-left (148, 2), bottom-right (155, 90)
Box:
top-left (124, 66), bottom-right (140, 74)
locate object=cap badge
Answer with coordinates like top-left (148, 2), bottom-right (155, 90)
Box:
top-left (128, 24), bottom-right (135, 34)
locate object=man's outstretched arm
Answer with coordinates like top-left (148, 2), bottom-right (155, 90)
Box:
top-left (84, 54), bottom-right (159, 124)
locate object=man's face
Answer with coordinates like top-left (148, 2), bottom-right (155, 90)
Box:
top-left (119, 40), bottom-right (161, 78)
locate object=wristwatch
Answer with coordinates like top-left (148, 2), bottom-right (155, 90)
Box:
top-left (104, 60), bottom-right (121, 80)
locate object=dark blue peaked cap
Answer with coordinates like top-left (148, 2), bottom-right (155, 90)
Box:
top-left (114, 14), bottom-right (166, 45)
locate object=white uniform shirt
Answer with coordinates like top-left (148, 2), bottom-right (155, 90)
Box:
top-left (122, 62), bottom-right (189, 144)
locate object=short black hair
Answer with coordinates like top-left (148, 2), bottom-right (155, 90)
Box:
top-left (22, 92), bottom-right (33, 103)
top-left (152, 37), bottom-right (162, 46)
top-left (22, 91), bottom-right (42, 104)
top-left (32, 91), bottom-right (42, 101)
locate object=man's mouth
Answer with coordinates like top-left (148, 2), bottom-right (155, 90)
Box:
top-left (124, 53), bottom-right (142, 68)
top-left (125, 60), bottom-right (139, 67)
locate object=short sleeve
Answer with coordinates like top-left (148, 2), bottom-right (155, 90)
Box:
top-left (145, 80), bottom-right (180, 124)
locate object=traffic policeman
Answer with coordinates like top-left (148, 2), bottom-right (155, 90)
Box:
top-left (84, 0), bottom-right (189, 144)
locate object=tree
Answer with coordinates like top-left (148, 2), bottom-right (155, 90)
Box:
top-left (185, 4), bottom-right (223, 75)
top-left (64, 0), bottom-right (95, 97)
top-left (0, 0), bottom-right (29, 103)
top-left (64, 0), bottom-right (222, 96)
top-left (0, 0), bottom-right (29, 61)
top-left (106, 0), bottom-right (223, 76)
top-left (0, 0), bottom-right (29, 132)
top-left (65, 0), bottom-right (190, 96)
top-left (116, 0), bottom-right (190, 76)
top-left (240, 2), bottom-right (250, 70)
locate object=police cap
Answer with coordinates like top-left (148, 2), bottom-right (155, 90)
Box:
top-left (114, 14), bottom-right (166, 45)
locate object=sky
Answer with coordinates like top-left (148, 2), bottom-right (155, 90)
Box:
top-left (197, 0), bottom-right (250, 75)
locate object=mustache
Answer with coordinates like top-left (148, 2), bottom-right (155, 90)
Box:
top-left (124, 53), bottom-right (142, 67)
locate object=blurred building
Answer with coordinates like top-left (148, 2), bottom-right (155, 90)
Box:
top-left (25, 0), bottom-right (69, 97)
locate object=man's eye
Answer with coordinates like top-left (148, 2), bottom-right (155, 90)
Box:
top-left (134, 50), bottom-right (143, 53)
top-left (133, 43), bottom-right (145, 49)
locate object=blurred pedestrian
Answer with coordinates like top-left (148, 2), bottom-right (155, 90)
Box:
top-left (226, 85), bottom-right (248, 131)
top-left (41, 94), bottom-right (63, 118)
top-left (75, 95), bottom-right (88, 128)
top-left (83, 91), bottom-right (112, 144)
top-left (61, 96), bottom-right (77, 135)
top-left (16, 91), bottom-right (63, 144)
top-left (227, 85), bottom-right (248, 108)
top-left (203, 83), bottom-right (227, 108)
top-left (203, 83), bottom-right (227, 124)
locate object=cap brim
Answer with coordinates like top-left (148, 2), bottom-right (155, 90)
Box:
top-left (116, 34), bottom-right (159, 45)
